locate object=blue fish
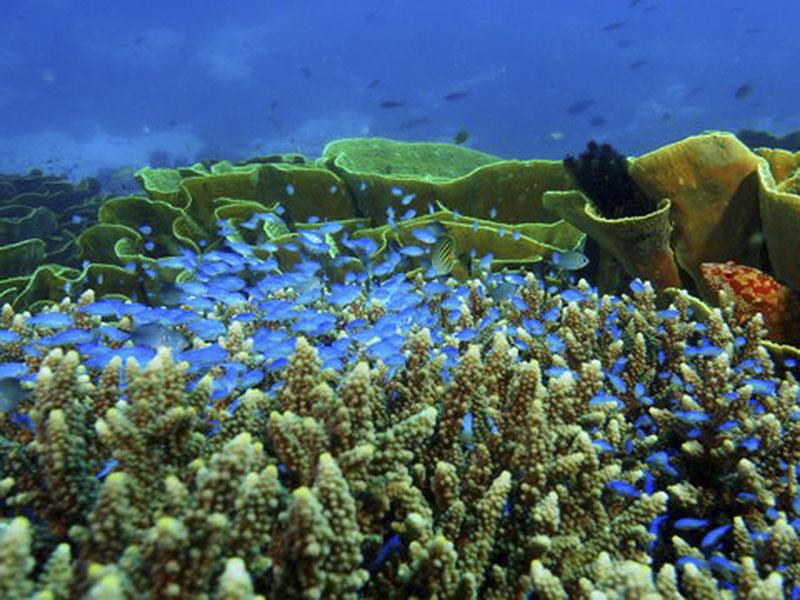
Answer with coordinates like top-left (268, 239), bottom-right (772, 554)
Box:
top-left (0, 362), bottom-right (28, 379)
top-left (27, 312), bottom-right (72, 329)
top-left (674, 517), bottom-right (709, 531)
top-left (672, 410), bottom-right (710, 424)
top-left (646, 451), bottom-right (679, 477)
top-left (607, 480), bottom-right (640, 498)
top-left (411, 227), bottom-right (441, 245)
top-left (550, 250), bottom-right (588, 271)
top-left (742, 378), bottom-right (777, 396)
top-left (701, 524), bottom-right (731, 549)
top-left (399, 245), bottom-right (426, 257)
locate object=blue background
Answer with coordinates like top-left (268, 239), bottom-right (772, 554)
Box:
top-left (0, 0), bottom-right (795, 177)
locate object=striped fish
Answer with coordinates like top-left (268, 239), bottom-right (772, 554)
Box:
top-left (432, 235), bottom-right (456, 276)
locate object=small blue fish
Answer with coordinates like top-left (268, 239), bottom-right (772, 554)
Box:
top-left (0, 330), bottom-right (21, 344)
top-left (401, 193), bottom-right (416, 206)
top-left (551, 250), bottom-right (589, 271)
top-left (592, 439), bottom-right (614, 453)
top-left (646, 451), bottom-right (679, 477)
top-left (27, 312), bottom-right (72, 329)
top-left (672, 410), bottom-right (710, 424)
top-left (674, 517), bottom-right (709, 531)
top-left (399, 245), bottom-right (426, 257)
top-left (411, 227), bottom-right (441, 244)
top-left (742, 378), bottom-right (777, 396)
top-left (560, 289), bottom-right (586, 303)
top-left (607, 480), bottom-right (641, 498)
top-left (95, 458), bottom-right (118, 480)
top-left (701, 524), bottom-right (731, 549)
top-left (739, 437), bottom-right (760, 452)
top-left (708, 555), bottom-right (738, 577)
top-left (0, 362), bottom-right (28, 379)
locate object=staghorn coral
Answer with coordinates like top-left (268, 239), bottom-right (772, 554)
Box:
top-left (0, 223), bottom-right (798, 599)
top-left (3, 134), bottom-right (800, 598)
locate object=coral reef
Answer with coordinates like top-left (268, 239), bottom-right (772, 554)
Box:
top-left (2, 131), bottom-right (800, 597)
top-left (1, 216), bottom-right (800, 597)
top-left (0, 171), bottom-right (104, 310)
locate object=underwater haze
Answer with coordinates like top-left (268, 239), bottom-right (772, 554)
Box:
top-left (0, 0), bottom-right (797, 178)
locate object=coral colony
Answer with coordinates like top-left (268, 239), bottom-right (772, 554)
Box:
top-left (1, 132), bottom-right (800, 598)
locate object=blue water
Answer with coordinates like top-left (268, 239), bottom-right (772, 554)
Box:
top-left (0, 0), bottom-right (797, 177)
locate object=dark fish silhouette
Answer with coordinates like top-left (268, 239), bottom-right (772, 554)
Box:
top-left (745, 28), bottom-right (762, 35)
top-left (269, 100), bottom-right (279, 111)
top-left (368, 79), bottom-right (381, 88)
top-left (628, 59), bottom-right (647, 69)
top-left (616, 39), bottom-right (634, 48)
top-left (301, 66), bottom-right (312, 79)
top-left (444, 91), bottom-right (468, 101)
top-left (453, 129), bottom-right (470, 144)
top-left (643, 5), bottom-right (658, 12)
top-left (567, 99), bottom-right (594, 115)
top-left (380, 100), bottom-right (404, 109)
top-left (601, 21), bottom-right (626, 31)
top-left (734, 84), bottom-right (754, 99)
top-left (590, 116), bottom-right (606, 127)
top-left (628, 0), bottom-right (641, 7)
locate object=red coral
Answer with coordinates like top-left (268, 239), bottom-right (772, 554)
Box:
top-left (700, 261), bottom-right (800, 344)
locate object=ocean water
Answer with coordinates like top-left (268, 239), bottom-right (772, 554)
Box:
top-left (1, 0), bottom-right (796, 178)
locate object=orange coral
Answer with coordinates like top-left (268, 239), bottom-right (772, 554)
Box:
top-left (700, 260), bottom-right (800, 344)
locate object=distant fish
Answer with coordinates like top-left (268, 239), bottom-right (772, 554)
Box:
top-left (744, 28), bottom-right (762, 35)
top-left (601, 21), bottom-right (627, 32)
top-left (380, 100), bottom-right (405, 109)
top-left (616, 39), bottom-right (635, 48)
top-left (734, 84), bottom-right (754, 99)
top-left (628, 0), bottom-right (641, 7)
top-left (453, 128), bottom-right (470, 144)
top-left (367, 79), bottom-right (381, 88)
top-left (399, 116), bottom-right (429, 130)
top-left (549, 131), bottom-right (566, 141)
top-left (269, 100), bottom-right (279, 111)
top-left (628, 59), bottom-right (647, 69)
top-left (300, 66), bottom-right (312, 79)
top-left (567, 99), bottom-right (594, 115)
top-left (444, 91), bottom-right (468, 102)
top-left (589, 116), bottom-right (606, 127)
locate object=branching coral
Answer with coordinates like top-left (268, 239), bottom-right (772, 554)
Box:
top-left (0, 242), bottom-right (797, 599)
